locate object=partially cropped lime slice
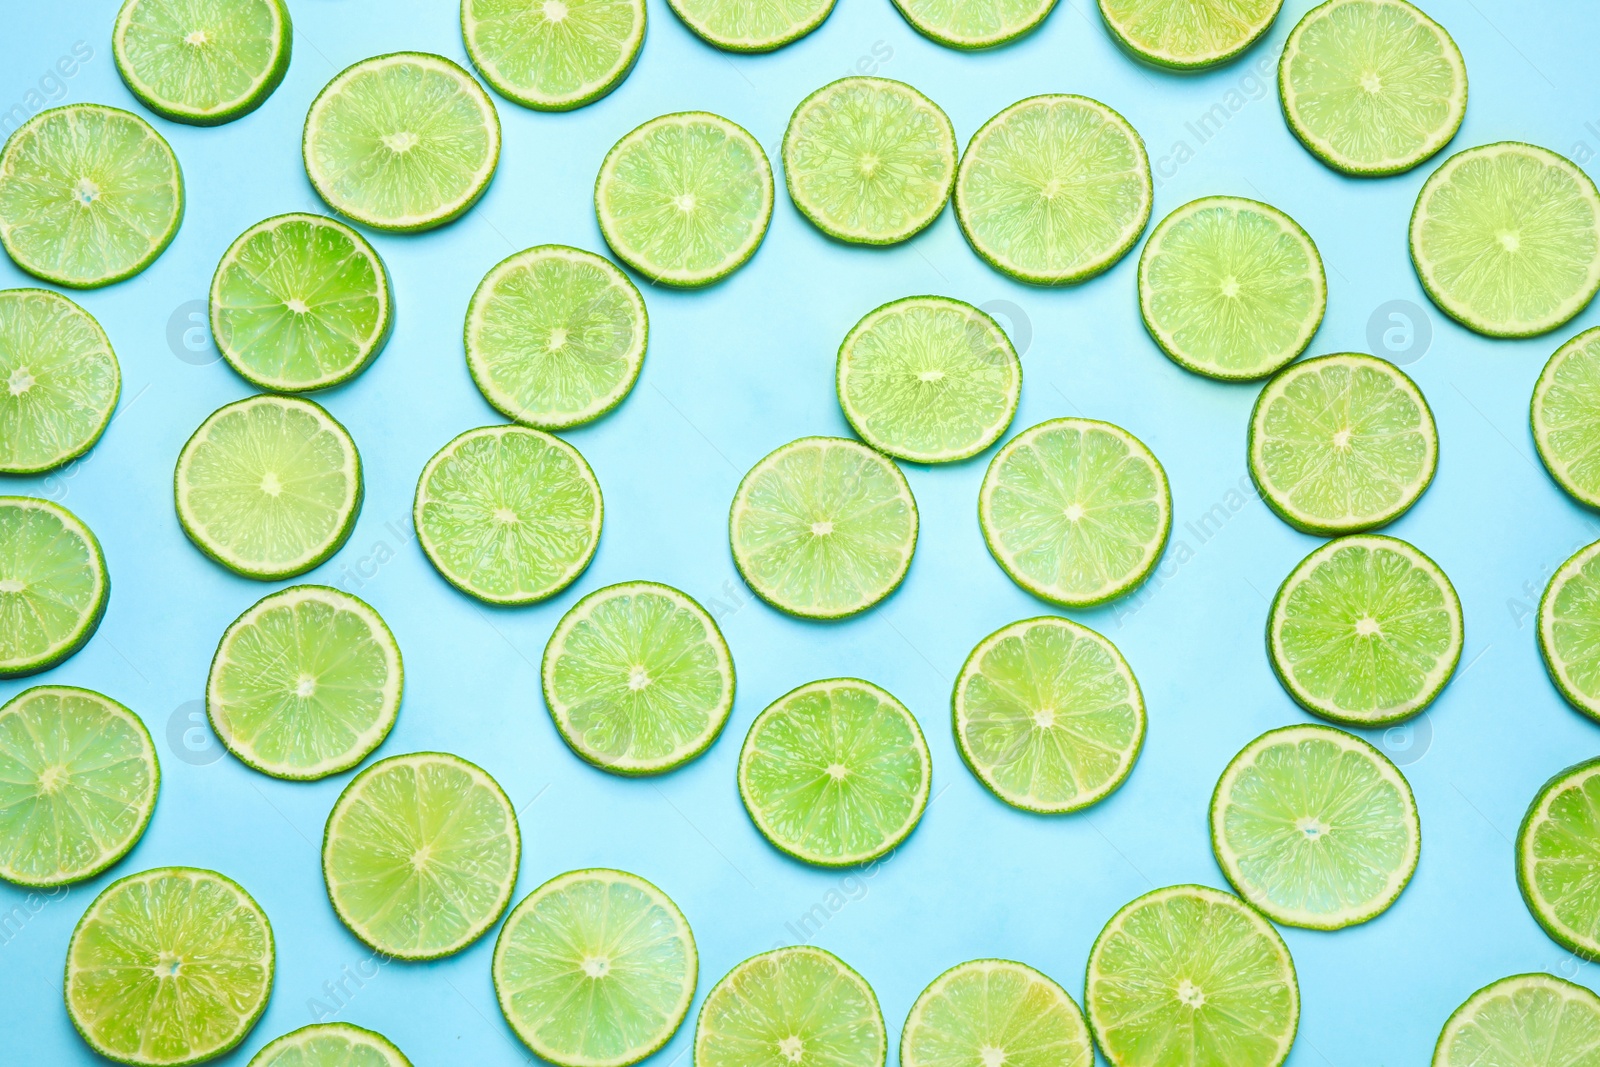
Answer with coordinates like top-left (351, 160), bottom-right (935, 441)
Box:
top-left (890, 0), bottom-right (1058, 49)
top-left (0, 497), bottom-right (108, 678)
top-left (696, 947), bottom-right (885, 1067)
top-left (1519, 757), bottom-right (1600, 961)
top-left (113, 0), bottom-right (292, 125)
top-left (66, 867), bottom-right (274, 1066)
top-left (0, 104), bottom-right (183, 288)
top-left (729, 436), bottom-right (918, 619)
top-left (249, 1024), bottom-right (411, 1067)
top-left (1099, 0), bottom-right (1282, 68)
top-left (494, 868), bottom-right (697, 1067)
top-left (1434, 974), bottom-right (1600, 1067)
top-left (1539, 540), bottom-right (1600, 722)
top-left (1533, 327), bottom-right (1600, 508)
top-left (323, 751), bottom-right (520, 960)
top-left (463, 0), bottom-right (646, 111)
top-left (0, 288), bottom-right (120, 474)
top-left (902, 959), bottom-right (1092, 1067)
top-left (666, 0), bottom-right (834, 51)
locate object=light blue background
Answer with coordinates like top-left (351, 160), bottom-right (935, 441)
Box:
top-left (4, 0), bottom-right (1599, 1063)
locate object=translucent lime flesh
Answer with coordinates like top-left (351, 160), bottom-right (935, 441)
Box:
top-left (890, 0), bottom-right (1057, 49)
top-left (0, 498), bottom-right (107, 677)
top-left (667, 0), bottom-right (834, 51)
top-left (249, 1023), bottom-right (411, 1067)
top-left (1435, 974), bottom-right (1600, 1067)
top-left (695, 947), bottom-right (885, 1067)
top-left (463, 0), bottom-right (645, 110)
top-left (1519, 759), bottom-right (1600, 961)
top-left (902, 960), bottom-right (1092, 1067)
top-left (0, 289), bottom-right (120, 474)
top-left (1540, 542), bottom-right (1600, 720)
top-left (1533, 328), bottom-right (1600, 508)
top-left (114, 0), bottom-right (290, 123)
top-left (1099, 0), bottom-right (1281, 67)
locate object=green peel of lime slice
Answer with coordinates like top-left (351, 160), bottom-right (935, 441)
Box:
top-left (1099, 0), bottom-right (1282, 69)
top-left (0, 104), bottom-right (184, 289)
top-left (494, 868), bottom-right (697, 1067)
top-left (1533, 327), bottom-right (1600, 509)
top-left (1518, 757), bottom-right (1600, 962)
top-left (890, 0), bottom-right (1057, 49)
top-left (0, 497), bottom-right (109, 678)
top-left (902, 959), bottom-right (1093, 1067)
top-left (249, 1023), bottom-right (412, 1067)
top-left (0, 288), bottom-right (120, 474)
top-left (1434, 974), bottom-right (1600, 1067)
top-left (463, 0), bottom-right (646, 111)
top-left (666, 0), bottom-right (834, 52)
top-left (1539, 540), bottom-right (1600, 722)
top-left (695, 947), bottom-right (885, 1067)
top-left (113, 0), bottom-right (292, 125)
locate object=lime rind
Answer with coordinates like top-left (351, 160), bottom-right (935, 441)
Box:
top-left (1517, 756), bottom-right (1600, 961)
top-left (0, 497), bottom-right (110, 678)
top-left (889, 0), bottom-right (1059, 50)
top-left (462, 0), bottom-right (646, 111)
top-left (1538, 540), bottom-right (1600, 721)
top-left (1433, 973), bottom-right (1600, 1067)
top-left (1098, 0), bottom-right (1284, 70)
top-left (900, 959), bottom-right (1093, 1067)
top-left (0, 288), bottom-right (121, 475)
top-left (695, 946), bottom-right (886, 1067)
top-left (113, 0), bottom-right (293, 126)
top-left (248, 1023), bottom-right (412, 1067)
top-left (666, 0), bottom-right (835, 52)
top-left (1532, 326), bottom-right (1600, 509)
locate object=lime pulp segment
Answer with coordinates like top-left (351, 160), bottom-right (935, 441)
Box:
top-left (1518, 757), bottom-right (1600, 961)
top-left (666, 0), bottom-right (835, 52)
top-left (1533, 327), bottom-right (1600, 508)
top-left (1433, 974), bottom-right (1600, 1067)
top-left (1539, 540), bottom-right (1600, 721)
top-left (113, 0), bottom-right (292, 125)
top-left (0, 497), bottom-right (109, 678)
top-left (889, 0), bottom-right (1058, 49)
top-left (902, 959), bottom-right (1093, 1067)
top-left (695, 947), bottom-right (885, 1067)
top-left (248, 1023), bottom-right (412, 1067)
top-left (0, 288), bottom-right (120, 474)
top-left (1099, 0), bottom-right (1283, 68)
top-left (463, 0), bottom-right (646, 111)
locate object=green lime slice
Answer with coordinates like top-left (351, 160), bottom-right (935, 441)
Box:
top-left (836, 296), bottom-right (1020, 464)
top-left (174, 395), bottom-right (363, 581)
top-left (1410, 142), bottom-right (1600, 338)
top-left (1269, 534), bottom-right (1462, 726)
top-left (249, 1023), bottom-right (412, 1067)
top-left (414, 425), bottom-right (603, 605)
top-left (542, 581), bottom-right (734, 776)
top-left (902, 959), bottom-right (1092, 1067)
top-left (738, 678), bottom-right (930, 867)
top-left (695, 946), bottom-right (885, 1067)
top-left (0, 686), bottom-right (157, 888)
top-left (978, 418), bottom-right (1170, 608)
top-left (113, 0), bottom-right (292, 125)
top-left (1099, 0), bottom-right (1282, 68)
top-left (465, 245), bottom-right (647, 430)
top-left (1518, 757), bottom-right (1600, 961)
top-left (1085, 884), bottom-right (1299, 1067)
top-left (1533, 327), bottom-right (1600, 508)
top-left (1138, 197), bottom-right (1326, 381)
top-left (729, 436), bottom-right (918, 619)
top-left (0, 497), bottom-right (108, 678)
top-left (1281, 0), bottom-right (1468, 177)
top-left (955, 96), bottom-right (1151, 285)
top-left (782, 78), bottom-right (957, 246)
top-left (0, 288), bottom-right (120, 474)
top-left (1539, 540), bottom-right (1600, 721)
top-left (953, 616), bottom-right (1144, 814)
top-left (493, 868), bottom-right (697, 1067)
top-left (666, 0), bottom-right (834, 51)
top-left (1248, 353), bottom-right (1438, 535)
top-left (0, 104), bottom-right (183, 289)
top-left (1434, 974), bottom-right (1600, 1067)
top-left (209, 213), bottom-right (392, 393)
top-left (889, 0), bottom-right (1057, 49)
top-left (463, 0), bottom-right (646, 111)
top-left (303, 52), bottom-right (501, 233)
top-left (595, 112), bottom-right (773, 287)
top-left (322, 751), bottom-right (520, 960)
top-left (66, 867), bottom-right (274, 1066)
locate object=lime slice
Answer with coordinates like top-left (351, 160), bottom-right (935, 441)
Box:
top-left (249, 1023), bottom-right (411, 1067)
top-left (493, 868), bottom-right (697, 1067)
top-left (1518, 757), bottom-right (1600, 961)
top-left (463, 0), bottom-right (646, 111)
top-left (1281, 0), bottom-right (1468, 177)
top-left (978, 418), bottom-right (1170, 608)
top-left (1533, 327), bottom-right (1600, 508)
top-left (1410, 142), bottom-right (1600, 338)
top-left (414, 425), bottom-right (603, 605)
top-left (782, 78), bottom-right (957, 246)
top-left (465, 245), bottom-right (647, 430)
top-left (666, 0), bottom-right (833, 52)
top-left (1248, 353), bottom-right (1438, 534)
top-left (902, 959), bottom-right (1092, 1067)
top-left (954, 96), bottom-right (1151, 286)
top-left (0, 288), bottom-right (120, 474)
top-left (303, 52), bottom-right (501, 233)
top-left (596, 112), bottom-right (773, 287)
top-left (1434, 974), bottom-right (1600, 1067)
top-left (695, 946), bottom-right (885, 1067)
top-left (1137, 197), bottom-right (1326, 381)
top-left (836, 296), bottom-right (1020, 464)
top-left (113, 0), bottom-right (292, 125)
top-left (953, 616), bottom-right (1144, 814)
top-left (0, 104), bottom-right (183, 289)
top-left (1539, 540), bottom-right (1600, 722)
top-left (322, 751), bottom-right (520, 960)
top-left (209, 213), bottom-right (392, 393)
top-left (1269, 534), bottom-right (1462, 726)
top-left (175, 395), bottom-right (363, 581)
top-left (66, 867), bottom-right (274, 1066)
top-left (729, 436), bottom-right (918, 619)
top-left (1098, 0), bottom-right (1282, 68)
top-left (738, 678), bottom-right (929, 867)
top-left (1085, 884), bottom-right (1299, 1067)
top-left (543, 581), bottom-right (734, 775)
top-left (0, 686), bottom-right (157, 888)
top-left (889, 0), bottom-right (1057, 49)
top-left (0, 497), bottom-right (108, 678)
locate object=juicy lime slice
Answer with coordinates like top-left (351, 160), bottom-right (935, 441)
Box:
top-left (978, 418), bottom-right (1170, 607)
top-left (0, 288), bottom-right (120, 474)
top-left (465, 244), bottom-right (647, 430)
top-left (414, 425), bottom-right (602, 605)
top-left (729, 436), bottom-right (918, 619)
top-left (955, 96), bottom-right (1151, 286)
top-left (66, 867), bottom-right (274, 1066)
top-left (782, 77), bottom-right (957, 246)
top-left (1211, 724), bottom-right (1419, 930)
top-left (0, 686), bottom-right (157, 887)
top-left (953, 616), bottom-right (1144, 814)
top-left (1098, 0), bottom-right (1282, 68)
top-left (1269, 534), bottom-right (1462, 726)
top-left (890, 0), bottom-right (1057, 49)
top-left (1539, 540), bottom-right (1600, 721)
top-left (543, 581), bottom-right (733, 775)
top-left (1518, 757), bottom-right (1600, 961)
top-left (0, 104), bottom-right (183, 289)
top-left (1410, 142), bottom-right (1600, 338)
top-left (1434, 974), bottom-right (1600, 1067)
top-left (1248, 353), bottom-right (1438, 534)
top-left (1281, 0), bottom-right (1467, 176)
top-left (695, 947), bottom-right (885, 1067)
top-left (303, 52), bottom-right (501, 233)
top-left (493, 868), bottom-right (697, 1067)
top-left (463, 0), bottom-right (645, 111)
top-left (322, 751), bottom-right (520, 960)
top-left (113, 0), bottom-right (292, 125)
top-left (175, 395), bottom-right (363, 581)
top-left (249, 1023), bottom-right (411, 1067)
top-left (595, 112), bottom-right (773, 287)
top-left (1533, 327), bottom-right (1600, 508)
top-left (738, 678), bottom-right (930, 867)
top-left (836, 296), bottom-right (1020, 464)
top-left (902, 959), bottom-right (1092, 1067)
top-left (209, 213), bottom-right (392, 393)
top-left (1138, 197), bottom-right (1325, 381)
top-left (0, 497), bottom-right (108, 678)
top-left (666, 0), bottom-right (833, 51)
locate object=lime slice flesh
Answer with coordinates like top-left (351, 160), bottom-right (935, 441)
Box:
top-left (1540, 540), bottom-right (1600, 722)
top-left (0, 497), bottom-right (108, 677)
top-left (666, 0), bottom-right (834, 51)
top-left (0, 288), bottom-right (120, 474)
top-left (902, 959), bottom-right (1092, 1067)
top-left (1533, 327), bottom-right (1600, 508)
top-left (1519, 757), bottom-right (1600, 961)
top-left (890, 0), bottom-right (1058, 49)
top-left (1099, 0), bottom-right (1282, 69)
top-left (695, 947), bottom-right (885, 1067)
top-left (1434, 974), bottom-right (1600, 1067)
top-left (249, 1023), bottom-right (412, 1067)
top-left (113, 0), bottom-right (292, 125)
top-left (463, 0), bottom-right (646, 111)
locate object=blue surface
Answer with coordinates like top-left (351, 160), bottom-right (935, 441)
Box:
top-left (4, 0), bottom-right (1600, 1063)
